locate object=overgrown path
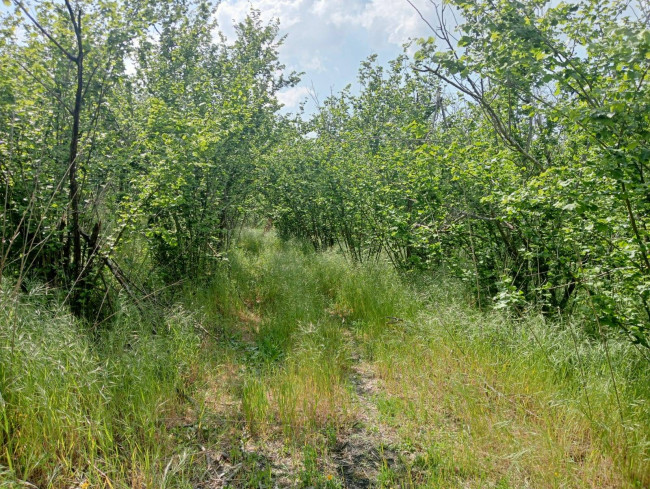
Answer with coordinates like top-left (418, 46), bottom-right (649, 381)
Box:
top-left (178, 232), bottom-right (647, 488)
top-left (4, 231), bottom-right (646, 488)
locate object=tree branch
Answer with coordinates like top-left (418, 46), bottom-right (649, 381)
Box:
top-left (13, 58), bottom-right (74, 115)
top-left (11, 0), bottom-right (77, 62)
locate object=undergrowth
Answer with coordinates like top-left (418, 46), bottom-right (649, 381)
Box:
top-left (1, 229), bottom-right (648, 487)
top-left (0, 286), bottom-right (202, 488)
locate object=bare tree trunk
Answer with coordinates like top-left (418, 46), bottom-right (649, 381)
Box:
top-left (65, 2), bottom-right (84, 313)
top-left (69, 15), bottom-right (83, 282)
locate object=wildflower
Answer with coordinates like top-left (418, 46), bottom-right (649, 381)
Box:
top-left (326, 474), bottom-right (333, 481)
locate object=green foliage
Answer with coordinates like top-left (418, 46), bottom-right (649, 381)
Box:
top-left (264, 0), bottom-right (650, 349)
top-left (0, 0), bottom-right (137, 296)
top-left (123, 5), bottom-right (298, 282)
top-left (262, 54), bottom-right (443, 268)
top-left (2, 232), bottom-right (648, 487)
top-left (0, 1), bottom-right (297, 315)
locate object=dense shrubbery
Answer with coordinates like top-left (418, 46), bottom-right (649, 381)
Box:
top-left (0, 0), bottom-right (295, 313)
top-left (263, 0), bottom-right (650, 348)
top-left (2, 0), bottom-right (649, 344)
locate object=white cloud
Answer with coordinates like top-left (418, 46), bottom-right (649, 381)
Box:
top-left (216, 0), bottom-right (434, 47)
top-left (310, 0), bottom-right (363, 26)
top-left (277, 86), bottom-right (311, 109)
top-left (359, 0), bottom-right (436, 45)
top-left (303, 54), bottom-right (325, 73)
top-left (216, 0), bottom-right (305, 38)
top-left (214, 0), bottom-right (437, 113)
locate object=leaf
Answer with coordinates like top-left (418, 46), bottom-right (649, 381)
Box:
top-left (458, 36), bottom-right (472, 47)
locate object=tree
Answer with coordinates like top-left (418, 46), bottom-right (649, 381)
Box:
top-left (412, 0), bottom-right (650, 344)
top-left (124, 5), bottom-right (299, 282)
top-left (1, 0), bottom-right (137, 313)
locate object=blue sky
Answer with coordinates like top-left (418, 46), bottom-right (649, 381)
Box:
top-left (215, 0), bottom-right (438, 114)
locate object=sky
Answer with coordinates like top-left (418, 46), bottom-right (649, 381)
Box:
top-left (0, 0), bottom-right (439, 114)
top-left (214, 0), bottom-right (438, 114)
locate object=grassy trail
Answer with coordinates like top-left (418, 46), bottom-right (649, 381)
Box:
top-left (2, 230), bottom-right (648, 488)
top-left (180, 231), bottom-right (648, 488)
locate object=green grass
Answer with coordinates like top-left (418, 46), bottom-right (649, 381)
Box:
top-left (369, 279), bottom-right (650, 487)
top-left (1, 229), bottom-right (648, 487)
top-left (0, 286), bottom-right (203, 488)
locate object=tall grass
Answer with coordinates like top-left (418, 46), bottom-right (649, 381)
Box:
top-left (204, 231), bottom-right (649, 486)
top-left (192, 230), bottom-right (417, 444)
top-left (372, 278), bottom-right (650, 487)
top-left (0, 283), bottom-right (202, 488)
top-left (2, 229), bottom-right (649, 487)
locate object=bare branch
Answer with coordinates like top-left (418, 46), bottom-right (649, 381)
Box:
top-left (11, 0), bottom-right (77, 62)
top-left (405, 0), bottom-right (437, 34)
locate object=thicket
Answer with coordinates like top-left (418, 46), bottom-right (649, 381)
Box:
top-left (264, 0), bottom-right (650, 350)
top-left (3, 0), bottom-right (650, 343)
top-left (0, 0), bottom-right (296, 313)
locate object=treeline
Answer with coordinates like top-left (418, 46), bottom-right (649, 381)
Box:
top-left (1, 0), bottom-right (296, 313)
top-left (263, 0), bottom-right (650, 349)
top-left (2, 0), bottom-right (650, 350)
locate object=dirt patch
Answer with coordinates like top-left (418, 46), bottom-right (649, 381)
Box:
top-left (326, 359), bottom-right (402, 488)
top-left (206, 360), bottom-right (403, 488)
top-left (329, 432), bottom-right (398, 488)
top-left (203, 361), bottom-right (244, 417)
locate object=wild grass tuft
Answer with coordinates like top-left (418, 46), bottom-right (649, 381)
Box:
top-left (0, 285), bottom-right (202, 488)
